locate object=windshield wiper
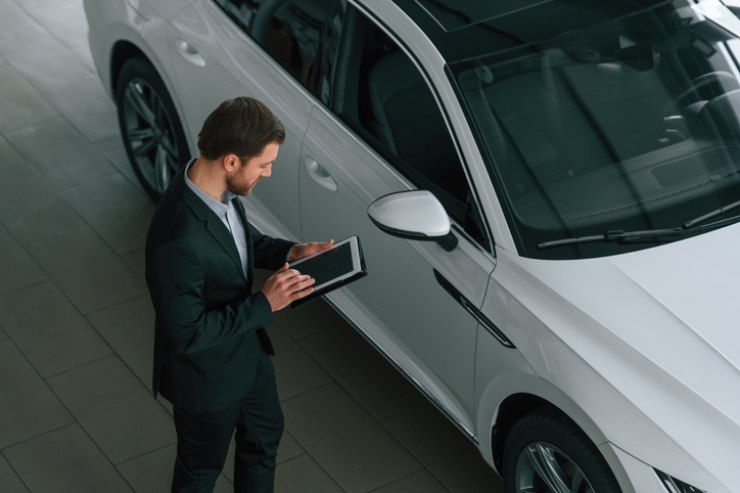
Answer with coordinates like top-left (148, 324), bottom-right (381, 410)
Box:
top-left (537, 228), bottom-right (687, 251)
top-left (682, 199), bottom-right (740, 229)
top-left (538, 200), bottom-right (740, 251)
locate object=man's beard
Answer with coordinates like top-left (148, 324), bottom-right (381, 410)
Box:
top-left (226, 174), bottom-right (256, 196)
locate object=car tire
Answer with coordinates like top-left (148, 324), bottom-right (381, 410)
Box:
top-left (115, 57), bottom-right (189, 200)
top-left (503, 409), bottom-right (621, 493)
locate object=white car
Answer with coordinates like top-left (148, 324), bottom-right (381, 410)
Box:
top-left (84, 0), bottom-right (740, 491)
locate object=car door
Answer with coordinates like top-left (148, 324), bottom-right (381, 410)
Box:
top-left (167, 0), bottom-right (336, 238)
top-left (298, 4), bottom-right (495, 434)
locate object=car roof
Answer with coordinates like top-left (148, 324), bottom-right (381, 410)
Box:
top-left (385, 0), bottom-right (677, 62)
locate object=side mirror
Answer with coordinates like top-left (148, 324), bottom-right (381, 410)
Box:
top-left (367, 190), bottom-right (458, 251)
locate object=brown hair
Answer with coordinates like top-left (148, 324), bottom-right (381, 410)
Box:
top-left (197, 97), bottom-right (285, 161)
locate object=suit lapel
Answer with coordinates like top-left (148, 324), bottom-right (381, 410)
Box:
top-left (181, 175), bottom-right (248, 284)
top-left (206, 216), bottom-right (248, 283)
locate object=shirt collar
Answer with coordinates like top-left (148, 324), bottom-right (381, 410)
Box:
top-left (184, 158), bottom-right (234, 218)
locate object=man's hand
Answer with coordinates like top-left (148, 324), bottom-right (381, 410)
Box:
top-left (287, 239), bottom-right (334, 262)
top-left (261, 263), bottom-right (315, 312)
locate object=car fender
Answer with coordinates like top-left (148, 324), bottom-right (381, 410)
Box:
top-left (475, 371), bottom-right (639, 489)
top-left (477, 371), bottom-right (608, 458)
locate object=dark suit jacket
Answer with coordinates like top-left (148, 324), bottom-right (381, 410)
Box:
top-left (145, 167), bottom-right (294, 412)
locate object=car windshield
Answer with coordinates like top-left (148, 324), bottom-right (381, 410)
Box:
top-left (449, 0), bottom-right (740, 259)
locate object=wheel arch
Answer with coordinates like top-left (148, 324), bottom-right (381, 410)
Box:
top-left (109, 40), bottom-right (150, 95)
top-left (477, 373), bottom-right (611, 473)
top-left (107, 37), bottom-right (197, 155)
top-left (491, 393), bottom-right (551, 471)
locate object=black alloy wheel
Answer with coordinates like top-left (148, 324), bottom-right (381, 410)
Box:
top-left (115, 57), bottom-right (189, 200)
top-left (503, 409), bottom-right (622, 493)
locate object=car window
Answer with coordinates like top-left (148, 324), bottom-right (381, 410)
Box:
top-left (213, 0), bottom-right (335, 90)
top-left (450, 4), bottom-right (740, 259)
top-left (212, 0), bottom-right (259, 32)
top-left (251, 0), bottom-right (335, 87)
top-left (313, 0), bottom-right (345, 105)
top-left (332, 8), bottom-right (489, 249)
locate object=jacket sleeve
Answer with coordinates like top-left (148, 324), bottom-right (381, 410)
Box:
top-left (147, 241), bottom-right (273, 355)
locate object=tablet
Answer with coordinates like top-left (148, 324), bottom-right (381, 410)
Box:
top-left (288, 235), bottom-right (367, 307)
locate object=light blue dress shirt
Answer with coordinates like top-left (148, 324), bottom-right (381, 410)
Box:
top-left (184, 159), bottom-right (248, 275)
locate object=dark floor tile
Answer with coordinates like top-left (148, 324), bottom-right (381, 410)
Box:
top-left (0, 134), bottom-right (24, 170)
top-left (43, 75), bottom-right (119, 142)
top-left (282, 384), bottom-right (421, 493)
top-left (117, 444), bottom-right (232, 493)
top-left (0, 28), bottom-right (92, 93)
top-left (369, 471), bottom-right (448, 493)
top-left (17, 0), bottom-right (91, 60)
top-left (116, 445), bottom-right (175, 493)
top-left (273, 298), bottom-right (347, 341)
top-left (383, 407), bottom-right (503, 493)
top-left (0, 164), bottom-right (85, 243)
top-left (276, 431), bottom-right (306, 464)
top-left (14, 0), bottom-right (97, 71)
top-left (47, 355), bottom-right (176, 464)
top-left (275, 455), bottom-right (344, 493)
top-left (0, 341), bottom-right (73, 449)
top-left (0, 327), bottom-right (8, 343)
top-left (72, 41), bottom-right (96, 74)
top-left (6, 117), bottom-right (117, 191)
top-left (223, 430), bottom-right (305, 483)
top-left (94, 135), bottom-right (146, 193)
top-left (157, 394), bottom-right (173, 416)
top-left (0, 0), bottom-right (45, 38)
top-left (0, 223), bottom-right (46, 295)
top-left (270, 323), bottom-right (333, 401)
top-left (301, 325), bottom-right (427, 422)
top-left (63, 174), bottom-right (155, 254)
top-left (87, 296), bottom-right (154, 386)
top-left (0, 281), bottom-right (111, 377)
top-left (4, 425), bottom-right (132, 493)
top-left (0, 64), bottom-right (58, 132)
top-left (216, 474), bottom-right (235, 493)
top-left (24, 225), bottom-right (146, 314)
top-left (0, 453), bottom-right (29, 493)
top-left (122, 248), bottom-right (146, 280)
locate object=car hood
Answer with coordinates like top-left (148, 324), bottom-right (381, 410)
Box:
top-left (500, 221), bottom-right (740, 490)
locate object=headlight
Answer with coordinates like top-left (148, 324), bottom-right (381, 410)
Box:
top-left (656, 469), bottom-right (706, 493)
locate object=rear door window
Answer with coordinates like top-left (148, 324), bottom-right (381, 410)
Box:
top-left (213, 0), bottom-right (336, 91)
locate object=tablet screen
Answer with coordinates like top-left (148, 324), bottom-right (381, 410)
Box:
top-left (288, 236), bottom-right (366, 307)
top-left (292, 241), bottom-right (353, 289)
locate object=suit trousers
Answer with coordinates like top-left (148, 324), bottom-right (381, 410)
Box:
top-left (171, 350), bottom-right (284, 493)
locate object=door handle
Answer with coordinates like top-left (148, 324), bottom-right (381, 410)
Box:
top-left (304, 158), bottom-right (338, 192)
top-left (175, 39), bottom-right (206, 67)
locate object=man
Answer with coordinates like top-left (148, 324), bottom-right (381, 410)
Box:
top-left (145, 97), bottom-right (333, 493)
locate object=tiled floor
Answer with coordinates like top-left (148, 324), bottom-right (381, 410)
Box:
top-left (0, 0), bottom-right (504, 491)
